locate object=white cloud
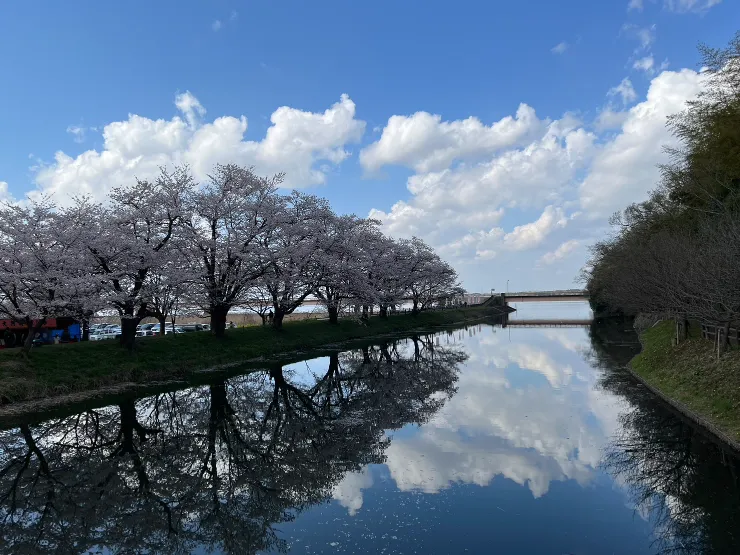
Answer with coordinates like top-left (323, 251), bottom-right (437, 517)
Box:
top-left (551, 41), bottom-right (569, 55)
top-left (540, 239), bottom-right (580, 265)
top-left (359, 103), bottom-right (547, 173)
top-left (621, 23), bottom-right (656, 52)
top-left (579, 69), bottom-right (704, 217)
top-left (211, 20), bottom-right (222, 31)
top-left (628, 0), bottom-right (644, 10)
top-left (633, 55), bottom-right (655, 74)
top-left (607, 78), bottom-right (638, 105)
top-left (594, 109), bottom-right (629, 131)
top-left (502, 206), bottom-right (568, 251)
top-left (367, 67), bottom-right (704, 290)
top-left (174, 91), bottom-right (206, 128)
top-left (66, 125), bottom-right (87, 143)
top-left (664, 0), bottom-right (722, 13)
top-left (230, 10), bottom-right (238, 21)
top-left (0, 181), bottom-right (8, 202)
top-left (31, 92), bottom-right (366, 203)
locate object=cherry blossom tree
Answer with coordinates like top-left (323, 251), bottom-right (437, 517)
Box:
top-left (0, 197), bottom-right (100, 356)
top-left (143, 252), bottom-right (194, 336)
top-left (358, 234), bottom-right (412, 319)
top-left (184, 164), bottom-right (283, 337)
top-left (313, 215), bottom-right (381, 324)
top-left (82, 167), bottom-right (192, 350)
top-left (403, 237), bottom-right (462, 314)
top-left (258, 192), bottom-right (333, 329)
top-left (242, 285), bottom-right (273, 326)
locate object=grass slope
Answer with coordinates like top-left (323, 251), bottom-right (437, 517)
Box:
top-left (631, 320), bottom-right (740, 443)
top-left (0, 308), bottom-right (490, 405)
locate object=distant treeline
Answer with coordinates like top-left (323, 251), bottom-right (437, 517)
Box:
top-left (584, 32), bottom-right (740, 354)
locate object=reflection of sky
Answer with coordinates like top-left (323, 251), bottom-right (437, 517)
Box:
top-left (268, 303), bottom-right (656, 554)
top-left (507, 299), bottom-right (594, 321)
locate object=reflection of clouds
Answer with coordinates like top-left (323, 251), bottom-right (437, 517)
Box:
top-left (382, 323), bottom-right (623, 501)
top-left (542, 329), bottom-right (582, 352)
top-left (386, 430), bottom-right (589, 498)
top-left (332, 467), bottom-right (373, 516)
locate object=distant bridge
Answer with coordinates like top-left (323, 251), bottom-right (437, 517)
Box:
top-left (504, 289), bottom-right (588, 303)
top-left (506, 319), bottom-right (592, 328)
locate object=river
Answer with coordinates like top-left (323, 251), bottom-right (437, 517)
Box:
top-left (0, 301), bottom-right (738, 554)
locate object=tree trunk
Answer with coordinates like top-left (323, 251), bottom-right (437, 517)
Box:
top-left (412, 300), bottom-right (420, 316)
top-left (120, 318), bottom-right (139, 351)
top-left (361, 305), bottom-right (369, 320)
top-left (362, 346), bottom-right (371, 364)
top-left (82, 318), bottom-right (90, 342)
top-left (379, 305), bottom-right (388, 318)
top-left (380, 343), bottom-right (393, 363)
top-left (19, 318), bottom-right (45, 358)
top-left (259, 313), bottom-right (267, 326)
top-left (328, 305), bottom-right (339, 324)
top-left (210, 305), bottom-right (229, 338)
top-left (158, 316), bottom-right (167, 338)
top-left (272, 308), bottom-right (285, 330)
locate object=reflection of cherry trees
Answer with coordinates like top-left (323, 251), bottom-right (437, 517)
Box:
top-left (592, 324), bottom-right (740, 555)
top-left (0, 335), bottom-right (464, 554)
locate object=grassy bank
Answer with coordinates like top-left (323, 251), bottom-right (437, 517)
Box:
top-left (0, 307), bottom-right (492, 405)
top-left (630, 320), bottom-right (740, 444)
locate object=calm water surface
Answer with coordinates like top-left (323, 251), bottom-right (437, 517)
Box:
top-left (1, 303), bottom-right (738, 554)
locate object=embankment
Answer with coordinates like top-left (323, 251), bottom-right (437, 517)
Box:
top-left (629, 320), bottom-right (740, 450)
top-left (0, 307), bottom-right (500, 407)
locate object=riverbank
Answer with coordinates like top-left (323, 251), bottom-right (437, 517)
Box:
top-left (0, 307), bottom-right (496, 406)
top-left (629, 320), bottom-right (740, 448)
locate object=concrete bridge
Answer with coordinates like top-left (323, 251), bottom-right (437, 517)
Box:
top-left (504, 289), bottom-right (588, 303)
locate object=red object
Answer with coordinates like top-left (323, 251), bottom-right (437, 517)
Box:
top-left (0, 318), bottom-right (57, 330)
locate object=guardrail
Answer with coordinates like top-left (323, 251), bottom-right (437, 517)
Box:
top-left (700, 323), bottom-right (740, 346)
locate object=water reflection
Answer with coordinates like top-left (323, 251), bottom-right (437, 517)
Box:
top-left (590, 321), bottom-right (740, 554)
top-left (0, 316), bottom-right (738, 554)
top-left (0, 335), bottom-right (464, 554)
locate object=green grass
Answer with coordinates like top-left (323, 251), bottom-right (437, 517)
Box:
top-left (0, 308), bottom-right (492, 405)
top-left (631, 320), bottom-right (740, 443)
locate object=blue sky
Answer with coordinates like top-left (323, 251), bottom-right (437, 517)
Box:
top-left (1, 0), bottom-right (737, 291)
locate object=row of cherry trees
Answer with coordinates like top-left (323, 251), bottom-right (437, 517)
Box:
top-left (0, 164), bottom-right (463, 352)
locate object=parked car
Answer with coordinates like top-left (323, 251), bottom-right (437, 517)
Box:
top-left (136, 323), bottom-right (156, 337)
top-left (90, 329), bottom-right (119, 341)
top-left (151, 324), bottom-right (185, 335)
top-left (179, 324), bottom-right (207, 333)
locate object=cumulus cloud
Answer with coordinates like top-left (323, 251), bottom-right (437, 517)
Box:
top-left (628, 0), bottom-right (644, 10)
top-left (367, 67), bottom-right (703, 290)
top-left (0, 181), bottom-right (8, 202)
top-left (551, 41), bottom-right (569, 55)
top-left (502, 206), bottom-right (568, 251)
top-left (540, 239), bottom-right (580, 265)
top-left (579, 69), bottom-right (703, 217)
top-left (211, 20), bottom-right (222, 31)
top-left (360, 104), bottom-right (547, 173)
top-left (594, 109), bottom-right (629, 131)
top-left (31, 92), bottom-right (365, 203)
